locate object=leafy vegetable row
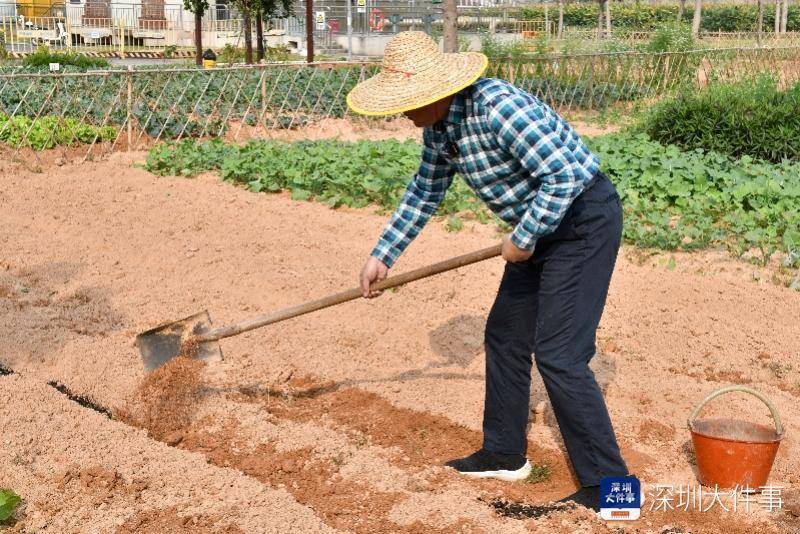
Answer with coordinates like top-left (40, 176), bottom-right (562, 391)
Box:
top-left (145, 134), bottom-right (800, 266)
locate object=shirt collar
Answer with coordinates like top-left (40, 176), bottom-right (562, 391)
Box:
top-left (432, 87), bottom-right (468, 132)
top-left (443, 88), bottom-right (467, 125)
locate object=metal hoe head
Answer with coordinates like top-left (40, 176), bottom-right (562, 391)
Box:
top-left (136, 310), bottom-right (223, 372)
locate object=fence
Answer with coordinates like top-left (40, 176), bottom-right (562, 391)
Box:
top-left (0, 46), bottom-right (796, 164)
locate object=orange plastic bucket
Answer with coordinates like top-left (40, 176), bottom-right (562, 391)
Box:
top-left (688, 386), bottom-right (784, 489)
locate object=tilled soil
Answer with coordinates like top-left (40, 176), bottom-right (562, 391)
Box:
top-left (1, 150), bottom-right (798, 533)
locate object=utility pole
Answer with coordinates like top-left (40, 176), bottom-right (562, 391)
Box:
top-left (306, 0), bottom-right (314, 63)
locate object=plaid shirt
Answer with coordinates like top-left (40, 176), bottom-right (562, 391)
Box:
top-left (371, 77), bottom-right (600, 267)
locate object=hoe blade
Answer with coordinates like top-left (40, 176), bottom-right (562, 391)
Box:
top-left (136, 310), bottom-right (222, 372)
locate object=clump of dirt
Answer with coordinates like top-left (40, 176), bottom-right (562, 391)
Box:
top-left (702, 366), bottom-right (753, 384)
top-left (115, 356), bottom-right (206, 441)
top-left (638, 418), bottom-right (677, 443)
top-left (56, 465), bottom-right (148, 502)
top-left (116, 506), bottom-right (244, 534)
top-left (58, 465), bottom-right (124, 492)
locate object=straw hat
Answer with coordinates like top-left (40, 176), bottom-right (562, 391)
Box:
top-left (346, 31), bottom-right (488, 116)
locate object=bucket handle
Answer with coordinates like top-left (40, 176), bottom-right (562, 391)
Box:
top-left (688, 385), bottom-right (783, 436)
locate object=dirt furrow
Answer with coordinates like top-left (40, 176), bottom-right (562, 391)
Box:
top-left (0, 372), bottom-right (335, 533)
top-left (109, 357), bottom-right (535, 532)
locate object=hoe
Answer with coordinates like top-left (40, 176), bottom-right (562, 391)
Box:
top-left (137, 244), bottom-right (502, 371)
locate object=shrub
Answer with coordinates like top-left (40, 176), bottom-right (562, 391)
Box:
top-left (639, 76), bottom-right (800, 163)
top-left (265, 45), bottom-right (290, 62)
top-left (480, 33), bottom-right (531, 61)
top-left (22, 46), bottom-right (109, 69)
top-left (643, 23), bottom-right (696, 53)
top-left (217, 44), bottom-right (244, 64)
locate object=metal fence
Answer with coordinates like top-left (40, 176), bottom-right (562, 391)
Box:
top-left (5, 2), bottom-right (798, 57)
top-left (0, 46), bottom-right (796, 165)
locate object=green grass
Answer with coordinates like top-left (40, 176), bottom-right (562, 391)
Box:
top-left (525, 463), bottom-right (551, 484)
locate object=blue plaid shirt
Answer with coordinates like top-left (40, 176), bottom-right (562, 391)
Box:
top-left (371, 77), bottom-right (600, 267)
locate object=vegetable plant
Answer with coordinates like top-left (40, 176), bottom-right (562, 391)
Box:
top-left (0, 489), bottom-right (20, 521)
top-left (145, 134), bottom-right (800, 265)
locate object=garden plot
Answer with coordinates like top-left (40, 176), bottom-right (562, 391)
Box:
top-left (0, 152), bottom-right (799, 533)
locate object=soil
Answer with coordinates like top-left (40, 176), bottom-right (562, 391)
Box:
top-left (0, 147), bottom-right (798, 533)
top-left (115, 356), bottom-right (207, 441)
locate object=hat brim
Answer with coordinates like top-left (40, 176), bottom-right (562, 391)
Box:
top-left (347, 52), bottom-right (489, 117)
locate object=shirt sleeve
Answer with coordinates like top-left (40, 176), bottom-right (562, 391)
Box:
top-left (486, 93), bottom-right (588, 251)
top-left (370, 129), bottom-right (455, 267)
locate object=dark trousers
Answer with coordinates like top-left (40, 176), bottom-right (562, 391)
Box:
top-left (482, 173), bottom-right (628, 487)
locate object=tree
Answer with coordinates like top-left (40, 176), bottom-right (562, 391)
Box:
top-left (241, 0), bottom-right (254, 64)
top-left (557, 0), bottom-right (564, 38)
top-left (782, 0), bottom-right (790, 33)
top-left (597, 0), bottom-right (603, 37)
top-left (183, 0), bottom-right (209, 66)
top-left (691, 0), bottom-right (702, 37)
top-left (597, 0), bottom-right (609, 37)
top-left (757, 0), bottom-right (764, 45)
top-left (775, 0), bottom-right (782, 34)
top-left (678, 0), bottom-right (686, 22)
top-left (256, 11), bottom-right (264, 61)
top-left (442, 0), bottom-right (458, 52)
top-left (254, 0), bottom-right (293, 62)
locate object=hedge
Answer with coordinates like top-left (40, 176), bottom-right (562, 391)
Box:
top-left (518, 4), bottom-right (800, 33)
top-left (639, 76), bottom-right (800, 164)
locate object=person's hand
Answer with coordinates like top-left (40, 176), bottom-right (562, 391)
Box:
top-left (360, 256), bottom-right (389, 298)
top-left (502, 234), bottom-right (533, 263)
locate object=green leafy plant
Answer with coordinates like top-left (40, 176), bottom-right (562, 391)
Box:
top-left (146, 135), bottom-right (800, 265)
top-left (146, 138), bottom-right (489, 220)
top-left (218, 44), bottom-right (245, 64)
top-left (0, 114), bottom-right (116, 150)
top-left (640, 76), bottom-right (800, 163)
top-left (265, 45), bottom-right (290, 62)
top-left (644, 23), bottom-right (696, 53)
top-left (22, 46), bottom-right (109, 69)
top-left (480, 33), bottom-right (530, 62)
top-left (0, 489), bottom-right (21, 521)
top-left (588, 132), bottom-right (800, 264)
top-left (163, 45), bottom-right (178, 58)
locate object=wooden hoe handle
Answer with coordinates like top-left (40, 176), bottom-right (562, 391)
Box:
top-left (201, 244), bottom-right (503, 343)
